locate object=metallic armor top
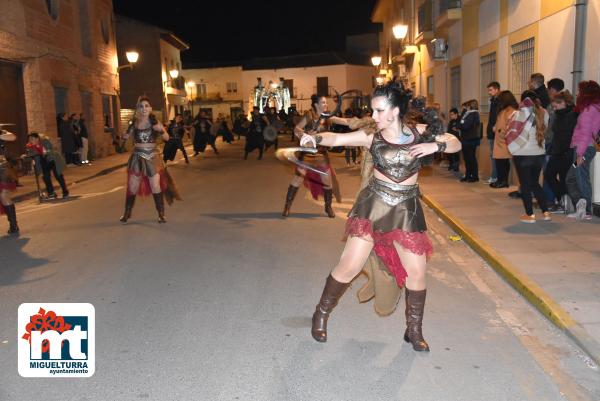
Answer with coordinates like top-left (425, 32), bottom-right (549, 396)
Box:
top-left (131, 126), bottom-right (159, 144)
top-left (370, 130), bottom-right (422, 183)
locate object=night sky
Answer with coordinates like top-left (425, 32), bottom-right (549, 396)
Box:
top-left (113, 0), bottom-right (380, 66)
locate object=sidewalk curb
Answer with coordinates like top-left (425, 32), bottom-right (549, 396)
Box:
top-left (13, 162), bottom-right (128, 203)
top-left (421, 193), bottom-right (600, 366)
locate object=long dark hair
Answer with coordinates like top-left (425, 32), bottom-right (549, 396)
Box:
top-left (310, 94), bottom-right (324, 111)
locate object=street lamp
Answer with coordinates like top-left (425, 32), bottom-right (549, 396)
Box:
top-left (118, 50), bottom-right (139, 71)
top-left (186, 80), bottom-right (196, 117)
top-left (371, 56), bottom-right (382, 67)
top-left (169, 69), bottom-right (179, 79)
top-left (392, 24), bottom-right (409, 40)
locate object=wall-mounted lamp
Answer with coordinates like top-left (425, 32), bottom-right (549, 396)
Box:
top-left (375, 77), bottom-right (385, 85)
top-left (169, 69), bottom-right (179, 79)
top-left (118, 50), bottom-right (139, 71)
top-left (379, 69), bottom-right (389, 75)
top-left (371, 56), bottom-right (382, 67)
top-left (392, 24), bottom-right (409, 40)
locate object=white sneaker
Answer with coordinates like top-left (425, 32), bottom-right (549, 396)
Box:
top-left (485, 177), bottom-right (498, 184)
top-left (576, 199), bottom-right (587, 221)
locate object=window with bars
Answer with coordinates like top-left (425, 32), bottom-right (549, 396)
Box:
top-left (480, 52), bottom-right (497, 113)
top-left (226, 82), bottom-right (237, 94)
top-left (196, 83), bottom-right (207, 97)
top-left (450, 66), bottom-right (461, 109)
top-left (511, 38), bottom-right (535, 96)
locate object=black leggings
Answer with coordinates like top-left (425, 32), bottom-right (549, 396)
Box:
top-left (544, 153), bottom-right (572, 201)
top-left (513, 155), bottom-right (547, 215)
top-left (495, 158), bottom-right (511, 183)
top-left (462, 143), bottom-right (479, 179)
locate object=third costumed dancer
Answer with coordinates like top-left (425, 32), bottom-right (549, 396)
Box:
top-left (119, 96), bottom-right (181, 224)
top-left (302, 81), bottom-right (461, 351)
top-left (282, 95), bottom-right (341, 218)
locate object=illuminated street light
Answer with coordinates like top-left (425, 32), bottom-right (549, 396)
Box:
top-left (371, 56), bottom-right (382, 67)
top-left (169, 69), bottom-right (179, 79)
top-left (392, 24), bottom-right (409, 40)
top-left (118, 50), bottom-right (139, 71)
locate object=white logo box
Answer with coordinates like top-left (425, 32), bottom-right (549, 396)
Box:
top-left (18, 303), bottom-right (95, 378)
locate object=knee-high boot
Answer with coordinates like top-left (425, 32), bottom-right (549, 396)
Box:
top-left (311, 274), bottom-right (350, 342)
top-left (5, 204), bottom-right (19, 234)
top-left (119, 195), bottom-right (136, 223)
top-left (282, 185), bottom-right (299, 217)
top-left (153, 193), bottom-right (166, 223)
top-left (323, 188), bottom-right (335, 218)
top-left (404, 289), bottom-right (430, 351)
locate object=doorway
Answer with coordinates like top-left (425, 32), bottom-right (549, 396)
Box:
top-left (0, 61), bottom-right (28, 157)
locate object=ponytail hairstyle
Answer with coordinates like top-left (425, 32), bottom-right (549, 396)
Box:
top-left (521, 90), bottom-right (546, 147)
top-left (310, 94), bottom-right (324, 112)
top-left (372, 77), bottom-right (411, 117)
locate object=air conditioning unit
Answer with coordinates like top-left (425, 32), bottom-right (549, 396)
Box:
top-left (431, 38), bottom-right (448, 60)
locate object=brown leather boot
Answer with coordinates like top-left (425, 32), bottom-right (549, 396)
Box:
top-left (311, 274), bottom-right (350, 342)
top-left (5, 204), bottom-right (19, 235)
top-left (282, 185), bottom-right (299, 217)
top-left (153, 193), bottom-right (166, 223)
top-left (119, 195), bottom-right (136, 223)
top-left (404, 289), bottom-right (430, 351)
top-left (323, 188), bottom-right (335, 218)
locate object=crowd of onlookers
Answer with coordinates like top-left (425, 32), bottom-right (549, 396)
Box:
top-left (56, 112), bottom-right (90, 166)
top-left (445, 73), bottom-right (600, 222)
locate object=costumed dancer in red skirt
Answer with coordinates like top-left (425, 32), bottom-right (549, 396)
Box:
top-left (302, 81), bottom-right (461, 351)
top-left (119, 96), bottom-right (181, 223)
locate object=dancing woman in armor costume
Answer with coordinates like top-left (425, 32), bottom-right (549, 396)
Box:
top-left (301, 81), bottom-right (461, 350)
top-left (282, 95), bottom-right (337, 218)
top-left (0, 131), bottom-right (19, 234)
top-left (119, 96), bottom-right (180, 224)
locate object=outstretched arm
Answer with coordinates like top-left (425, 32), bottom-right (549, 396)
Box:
top-left (300, 130), bottom-right (373, 148)
top-left (408, 133), bottom-right (462, 158)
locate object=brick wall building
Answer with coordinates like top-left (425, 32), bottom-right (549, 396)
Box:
top-left (0, 0), bottom-right (120, 159)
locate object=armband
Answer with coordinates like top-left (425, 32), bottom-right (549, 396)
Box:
top-left (315, 135), bottom-right (323, 145)
top-left (436, 140), bottom-right (447, 153)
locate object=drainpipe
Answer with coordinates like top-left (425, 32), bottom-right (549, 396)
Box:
top-left (572, 0), bottom-right (587, 93)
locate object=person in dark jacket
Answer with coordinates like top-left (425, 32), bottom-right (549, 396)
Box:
top-left (486, 82), bottom-right (501, 183)
top-left (192, 112), bottom-right (216, 156)
top-left (545, 91), bottom-right (577, 213)
top-left (56, 113), bottom-right (79, 165)
top-left (446, 107), bottom-right (461, 171)
top-left (529, 73), bottom-right (551, 109)
top-left (26, 132), bottom-right (69, 199)
top-left (78, 113), bottom-right (90, 164)
top-left (165, 114), bottom-right (189, 164)
top-left (457, 99), bottom-right (481, 182)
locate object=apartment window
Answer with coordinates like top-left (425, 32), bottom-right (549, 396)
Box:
top-left (284, 79), bottom-right (294, 98)
top-left (427, 75), bottom-right (434, 103)
top-left (100, 17), bottom-right (110, 44)
top-left (226, 82), bottom-right (238, 94)
top-left (480, 52), bottom-right (497, 113)
top-left (53, 86), bottom-right (68, 116)
top-left (196, 83), bottom-right (207, 97)
top-left (78, 0), bottom-right (92, 57)
top-left (102, 94), bottom-right (112, 128)
top-left (450, 66), bottom-right (461, 109)
top-left (45, 0), bottom-right (59, 20)
top-left (418, 0), bottom-right (433, 34)
top-left (511, 38), bottom-right (535, 95)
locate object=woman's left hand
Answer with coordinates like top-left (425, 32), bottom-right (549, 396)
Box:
top-left (409, 142), bottom-right (438, 158)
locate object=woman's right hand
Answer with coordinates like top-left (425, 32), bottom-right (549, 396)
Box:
top-left (300, 133), bottom-right (317, 148)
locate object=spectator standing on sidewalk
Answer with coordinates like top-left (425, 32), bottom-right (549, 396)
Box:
top-left (529, 73), bottom-right (551, 109)
top-left (446, 108), bottom-right (461, 171)
top-left (485, 82), bottom-right (501, 184)
top-left (545, 91), bottom-right (577, 213)
top-left (69, 114), bottom-right (83, 165)
top-left (78, 113), bottom-right (90, 165)
top-left (491, 90), bottom-right (519, 188)
top-left (507, 91), bottom-right (550, 223)
top-left (566, 80), bottom-right (600, 220)
top-left (457, 99), bottom-right (481, 182)
top-left (57, 113), bottom-right (79, 165)
top-left (26, 132), bottom-right (69, 199)
top-left (0, 131), bottom-right (19, 234)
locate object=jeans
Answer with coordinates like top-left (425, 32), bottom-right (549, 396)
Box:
top-left (566, 146), bottom-right (596, 214)
top-left (462, 143), bottom-right (479, 179)
top-left (345, 147), bottom-right (357, 164)
top-left (513, 155), bottom-right (547, 216)
top-left (545, 152), bottom-right (572, 202)
top-left (41, 157), bottom-right (68, 195)
top-left (488, 139), bottom-right (497, 179)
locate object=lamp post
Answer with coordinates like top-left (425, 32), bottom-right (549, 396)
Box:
top-left (186, 81), bottom-right (196, 117)
top-left (118, 50), bottom-right (139, 71)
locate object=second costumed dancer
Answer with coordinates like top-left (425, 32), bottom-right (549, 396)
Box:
top-left (119, 96), bottom-right (181, 224)
top-left (302, 81), bottom-right (461, 351)
top-left (282, 95), bottom-right (341, 218)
